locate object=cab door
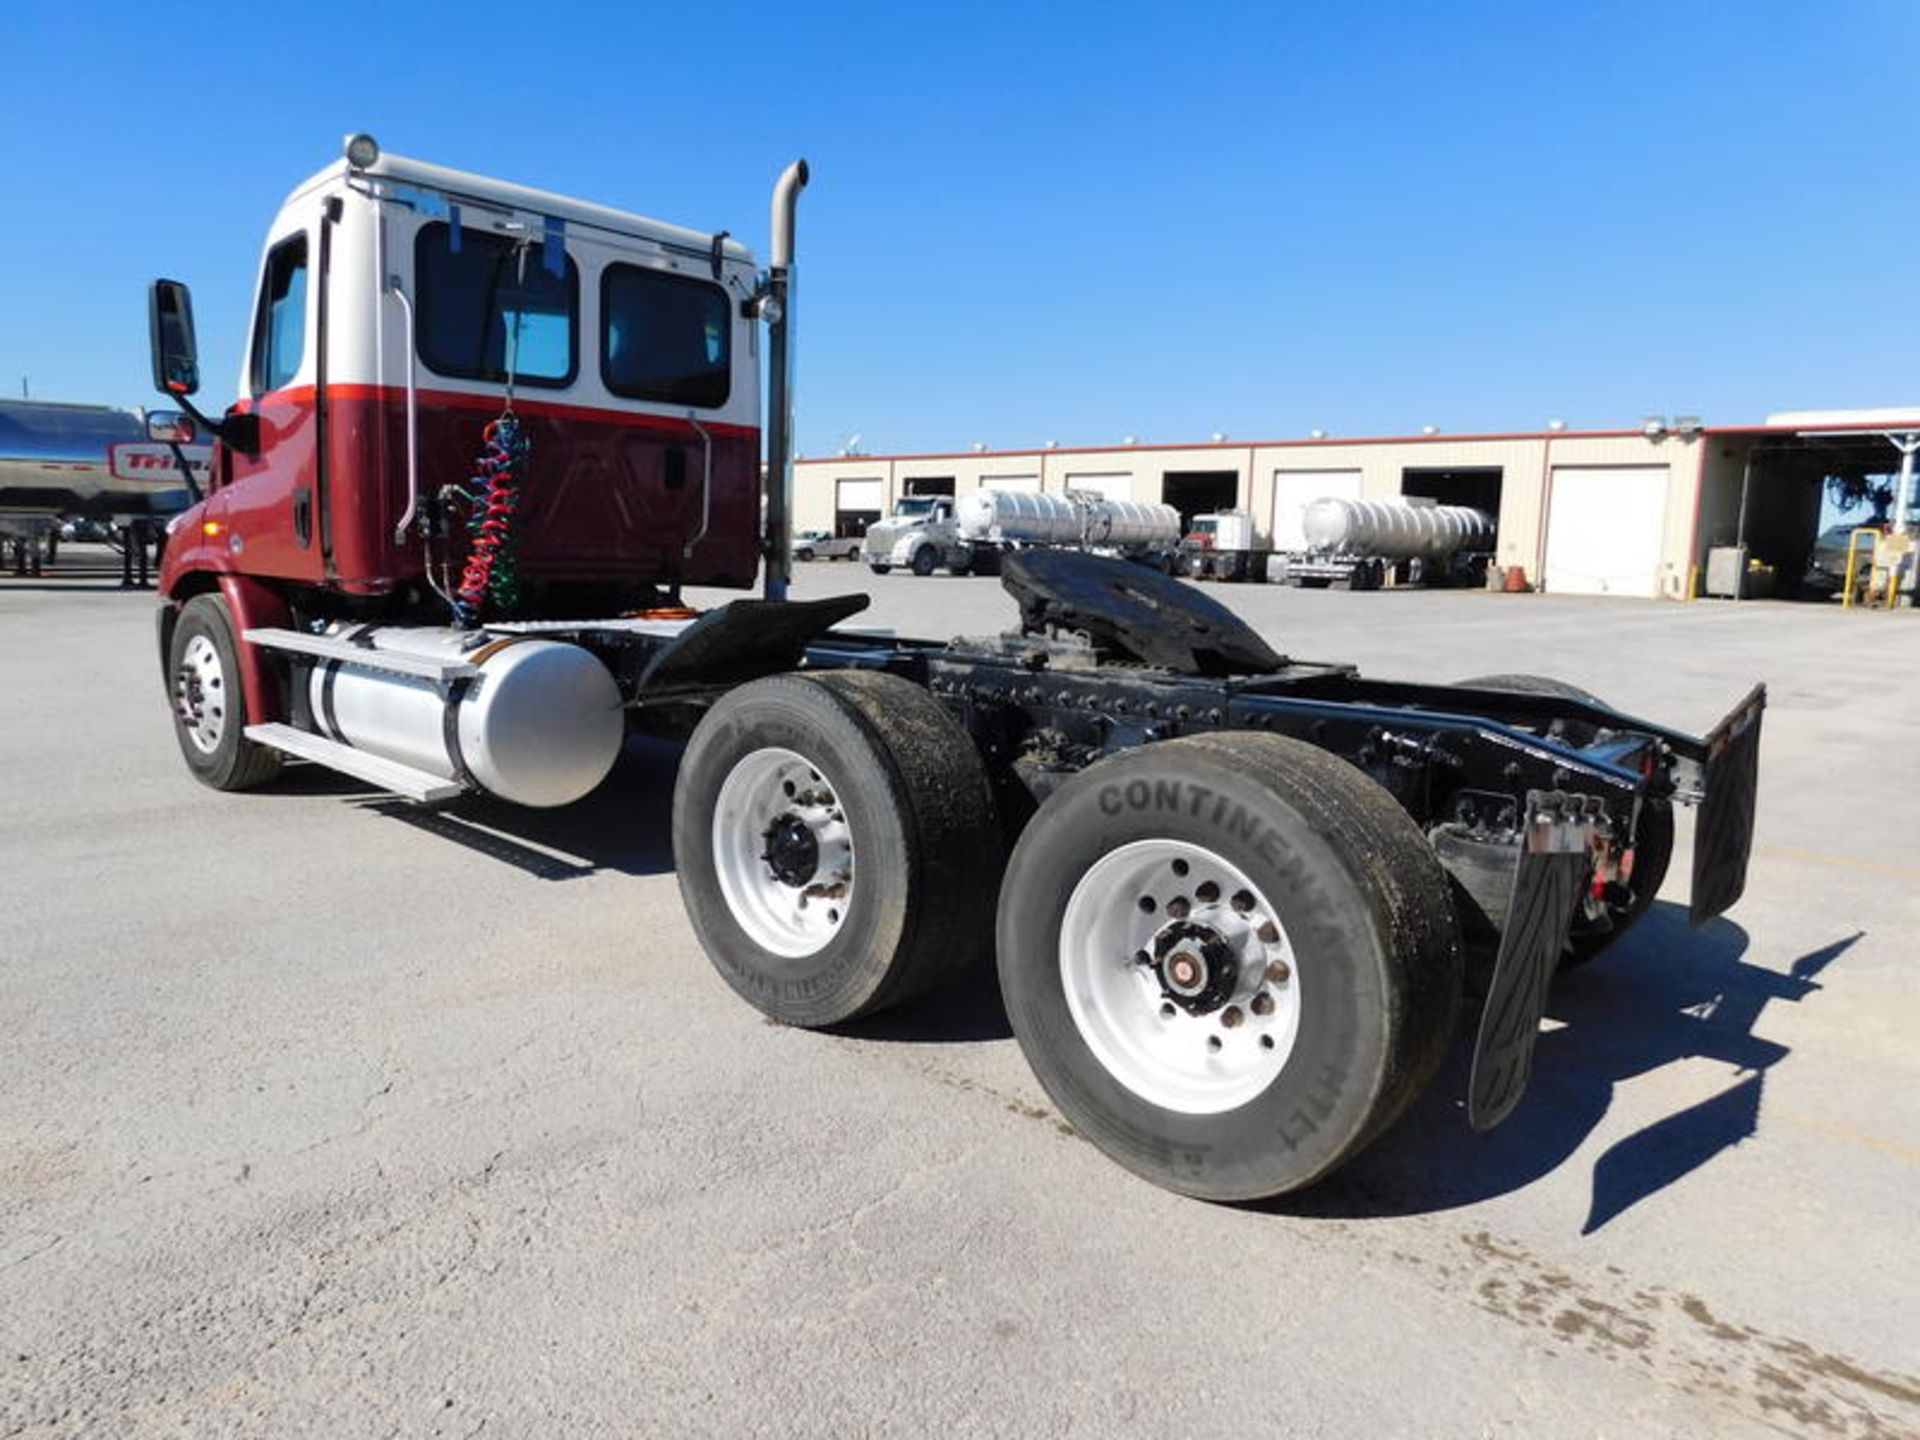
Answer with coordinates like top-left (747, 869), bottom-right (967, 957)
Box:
top-left (220, 230), bottom-right (325, 582)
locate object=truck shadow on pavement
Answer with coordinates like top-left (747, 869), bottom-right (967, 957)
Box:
top-left (351, 734), bottom-right (684, 879)
top-left (1280, 907), bottom-right (1861, 1231)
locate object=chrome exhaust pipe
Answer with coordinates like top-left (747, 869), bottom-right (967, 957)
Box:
top-left (763, 159), bottom-right (808, 602)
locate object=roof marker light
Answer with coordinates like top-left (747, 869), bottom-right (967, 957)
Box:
top-left (345, 133), bottom-right (380, 169)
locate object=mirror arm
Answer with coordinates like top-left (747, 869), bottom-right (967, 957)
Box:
top-left (167, 392), bottom-right (259, 459)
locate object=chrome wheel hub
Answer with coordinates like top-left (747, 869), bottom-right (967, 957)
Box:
top-left (173, 633), bottom-right (228, 756)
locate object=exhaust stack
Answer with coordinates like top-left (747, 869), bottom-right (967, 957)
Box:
top-left (763, 159), bottom-right (809, 601)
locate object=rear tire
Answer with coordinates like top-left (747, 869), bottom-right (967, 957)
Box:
top-left (166, 593), bottom-right (283, 791)
top-left (1459, 672), bottom-right (1674, 965)
top-left (673, 670), bottom-right (1002, 1027)
top-left (996, 733), bottom-right (1462, 1200)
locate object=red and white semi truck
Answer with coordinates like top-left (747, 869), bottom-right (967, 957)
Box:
top-left (147, 136), bottom-right (1764, 1201)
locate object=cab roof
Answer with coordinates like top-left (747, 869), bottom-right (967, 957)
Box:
top-left (284, 144), bottom-right (758, 266)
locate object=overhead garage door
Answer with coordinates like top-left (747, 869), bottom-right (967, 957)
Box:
top-left (834, 477), bottom-right (885, 537)
top-left (982, 474), bottom-right (1040, 493)
top-left (1544, 466), bottom-right (1669, 597)
top-left (836, 477), bottom-right (884, 514)
top-left (1064, 473), bottom-right (1133, 501)
top-left (1272, 468), bottom-right (1362, 551)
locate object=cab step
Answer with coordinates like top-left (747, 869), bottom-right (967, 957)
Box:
top-left (243, 722), bottom-right (464, 803)
top-left (243, 627), bottom-right (480, 687)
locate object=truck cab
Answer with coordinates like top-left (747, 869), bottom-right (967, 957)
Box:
top-left (860, 494), bottom-right (961, 575)
top-left (155, 139), bottom-right (766, 618)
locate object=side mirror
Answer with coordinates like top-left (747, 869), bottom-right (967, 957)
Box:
top-left (148, 279), bottom-right (200, 397)
top-left (145, 411), bottom-right (196, 444)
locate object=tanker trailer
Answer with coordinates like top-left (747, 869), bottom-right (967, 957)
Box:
top-left (951, 488), bottom-right (1182, 572)
top-left (1276, 497), bottom-right (1495, 590)
top-left (0, 399), bottom-right (210, 576)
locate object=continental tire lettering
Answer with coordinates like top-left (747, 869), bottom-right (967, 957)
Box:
top-left (1097, 778), bottom-right (1288, 866)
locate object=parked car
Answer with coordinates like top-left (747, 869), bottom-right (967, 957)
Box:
top-left (791, 528), bottom-right (863, 561)
top-left (1805, 522), bottom-right (1885, 594)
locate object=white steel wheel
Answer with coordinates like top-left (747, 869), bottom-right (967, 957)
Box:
top-left (672, 670), bottom-right (1002, 1028)
top-left (173, 632), bottom-right (229, 756)
top-left (996, 733), bottom-right (1462, 1201)
top-left (1061, 839), bottom-right (1300, 1115)
top-left (710, 746), bottom-right (856, 959)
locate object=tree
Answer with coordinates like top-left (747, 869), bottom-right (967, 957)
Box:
top-left (1826, 473), bottom-right (1894, 523)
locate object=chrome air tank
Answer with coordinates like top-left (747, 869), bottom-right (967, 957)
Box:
top-left (1300, 499), bottom-right (1496, 560)
top-left (307, 627), bottom-right (624, 808)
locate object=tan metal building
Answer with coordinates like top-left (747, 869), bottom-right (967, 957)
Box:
top-left (790, 409), bottom-right (1920, 599)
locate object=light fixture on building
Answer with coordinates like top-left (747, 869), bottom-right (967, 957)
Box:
top-left (1547, 418), bottom-right (1566, 432)
top-left (1642, 415), bottom-right (1669, 438)
top-left (1308, 428), bottom-right (1326, 440)
top-left (972, 441), bottom-right (986, 452)
top-left (1673, 415), bottom-right (1702, 438)
top-left (1421, 425), bottom-right (1440, 436)
top-left (1123, 435), bottom-right (1138, 446)
top-left (1044, 440), bottom-right (1058, 449)
top-left (1211, 431), bottom-right (1226, 442)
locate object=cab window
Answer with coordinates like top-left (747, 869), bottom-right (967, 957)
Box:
top-left (250, 235), bottom-right (308, 396)
top-left (601, 264), bottom-right (731, 408)
top-left (415, 221), bottom-right (577, 387)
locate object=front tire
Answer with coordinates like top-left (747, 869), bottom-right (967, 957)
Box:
top-left (910, 546), bottom-right (938, 577)
top-left (166, 593), bottom-right (283, 791)
top-left (868, 562), bottom-right (891, 576)
top-left (996, 733), bottom-right (1461, 1200)
top-left (673, 671), bottom-right (1002, 1027)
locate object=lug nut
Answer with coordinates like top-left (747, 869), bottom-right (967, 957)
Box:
top-left (1266, 959), bottom-right (1292, 985)
top-left (1221, 1005), bottom-right (1244, 1029)
top-left (1195, 881), bottom-right (1220, 905)
top-left (1256, 921), bottom-right (1281, 945)
top-left (1166, 896), bottom-right (1191, 919)
top-left (1250, 992), bottom-right (1275, 1017)
top-left (1231, 890), bottom-right (1255, 914)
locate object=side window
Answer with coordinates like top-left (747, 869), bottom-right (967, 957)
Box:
top-left (250, 235), bottom-right (308, 396)
top-left (601, 264), bottom-right (732, 408)
top-left (415, 222), bottom-right (577, 387)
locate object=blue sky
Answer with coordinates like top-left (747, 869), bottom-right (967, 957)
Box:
top-left (3, 1), bottom-right (1915, 456)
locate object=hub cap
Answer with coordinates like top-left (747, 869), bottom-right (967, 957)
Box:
top-left (1059, 839), bottom-right (1300, 1114)
top-left (173, 633), bottom-right (228, 755)
top-left (712, 746), bottom-right (855, 958)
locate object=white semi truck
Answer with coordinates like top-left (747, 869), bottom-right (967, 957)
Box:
top-left (862, 488), bottom-right (1181, 576)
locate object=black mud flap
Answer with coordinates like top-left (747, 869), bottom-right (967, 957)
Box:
top-left (1467, 792), bottom-right (1595, 1131)
top-left (1689, 684), bottom-right (1765, 928)
top-left (637, 595), bottom-right (871, 695)
top-left (999, 549), bottom-right (1286, 675)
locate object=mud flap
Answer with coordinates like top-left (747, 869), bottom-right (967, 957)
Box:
top-left (1467, 793), bottom-right (1595, 1131)
top-left (1689, 684), bottom-right (1765, 928)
